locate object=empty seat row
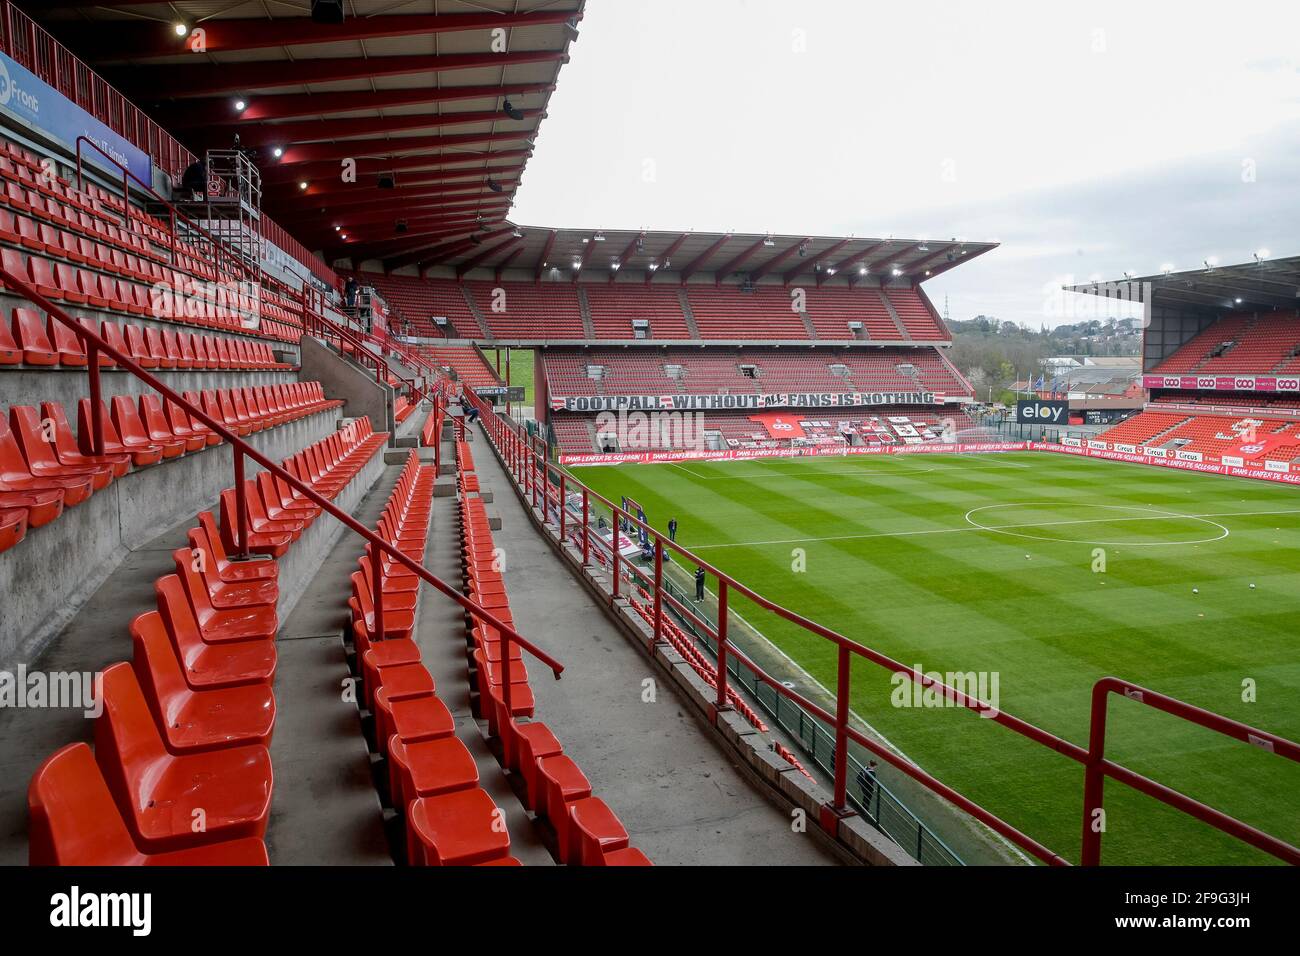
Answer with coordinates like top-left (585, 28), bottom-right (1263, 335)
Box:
top-left (0, 308), bottom-right (290, 370)
top-left (28, 411), bottom-right (390, 864)
top-left (345, 452), bottom-right (523, 865)
top-left (220, 418), bottom-right (386, 559)
top-left (456, 452), bottom-right (650, 866)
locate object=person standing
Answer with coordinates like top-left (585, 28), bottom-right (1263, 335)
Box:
top-left (667, 517), bottom-right (678, 542)
top-left (694, 566), bottom-right (706, 602)
top-left (856, 760), bottom-right (879, 812)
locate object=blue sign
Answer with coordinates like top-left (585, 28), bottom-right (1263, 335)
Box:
top-left (0, 51), bottom-right (152, 184)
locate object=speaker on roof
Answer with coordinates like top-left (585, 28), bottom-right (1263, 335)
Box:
top-left (502, 99), bottom-right (526, 122)
top-left (311, 0), bottom-right (345, 25)
top-left (395, 220), bottom-right (408, 234)
top-left (377, 173), bottom-right (395, 189)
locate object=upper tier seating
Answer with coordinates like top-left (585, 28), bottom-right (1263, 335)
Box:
top-left (0, 138), bottom-right (304, 345)
top-left (584, 284), bottom-right (692, 339)
top-left (1197, 312), bottom-right (1300, 373)
top-left (543, 347), bottom-right (968, 398)
top-left (417, 345), bottom-right (499, 389)
top-left (336, 276), bottom-right (950, 343)
top-left (467, 281), bottom-right (585, 339)
top-left (884, 288), bottom-right (947, 340)
top-left (350, 270), bottom-right (484, 338)
top-left (685, 287), bottom-right (807, 339)
top-left (802, 288), bottom-right (898, 340)
top-left (1152, 315), bottom-right (1252, 374)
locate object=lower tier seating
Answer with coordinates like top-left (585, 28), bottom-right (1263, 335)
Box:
top-left (27, 414), bottom-right (389, 865)
top-left (452, 445), bottom-right (650, 865)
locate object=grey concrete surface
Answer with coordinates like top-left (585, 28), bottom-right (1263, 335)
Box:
top-left (268, 465), bottom-right (397, 866)
top-left (465, 434), bottom-right (840, 866)
top-left (299, 335), bottom-right (392, 436)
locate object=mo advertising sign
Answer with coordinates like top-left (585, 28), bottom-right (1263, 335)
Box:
top-left (1015, 399), bottom-right (1069, 425)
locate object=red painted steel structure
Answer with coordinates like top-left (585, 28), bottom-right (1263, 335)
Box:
top-left (468, 392), bottom-right (1300, 867)
top-left (0, 264), bottom-right (564, 699)
top-left (0, 0), bottom-right (336, 287)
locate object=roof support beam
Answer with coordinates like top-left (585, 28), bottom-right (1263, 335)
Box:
top-left (609, 232), bottom-right (645, 281)
top-left (291, 166), bottom-right (524, 200)
top-left (901, 243), bottom-right (961, 278)
top-left (106, 50), bottom-right (567, 98)
top-left (64, 11), bottom-right (580, 59)
top-left (385, 226), bottom-right (515, 272)
top-left (572, 232), bottom-right (601, 280)
top-left (260, 150), bottom-right (531, 186)
top-left (192, 108), bottom-right (542, 151)
top-left (749, 238), bottom-right (810, 281)
top-left (711, 238), bottom-right (769, 285)
top-left (535, 230), bottom-right (559, 282)
top-left (276, 130), bottom-right (533, 166)
top-left (785, 238), bottom-right (868, 285)
top-left (152, 84), bottom-right (555, 129)
top-left (679, 235), bottom-right (730, 283)
top-left (647, 233), bottom-right (690, 283)
top-left (457, 236), bottom-right (528, 279)
top-left (276, 199), bottom-right (511, 230)
top-left (495, 247), bottom-right (527, 283)
top-left (278, 182), bottom-right (516, 214)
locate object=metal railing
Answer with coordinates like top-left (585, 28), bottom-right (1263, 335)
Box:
top-left (646, 570), bottom-right (962, 865)
top-left (469, 393), bottom-right (1300, 866)
top-left (0, 264), bottom-right (563, 719)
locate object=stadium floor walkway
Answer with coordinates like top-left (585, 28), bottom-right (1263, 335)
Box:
top-left (466, 425), bottom-right (841, 866)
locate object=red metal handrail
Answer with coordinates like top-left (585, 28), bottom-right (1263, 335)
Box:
top-left (468, 391), bottom-right (1300, 866)
top-left (0, 264), bottom-right (563, 685)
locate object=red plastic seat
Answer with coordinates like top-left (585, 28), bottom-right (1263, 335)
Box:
top-left (155, 574), bottom-right (277, 689)
top-left (184, 528), bottom-right (279, 607)
top-left (93, 663), bottom-right (273, 853)
top-left (28, 743), bottom-right (269, 866)
top-left (8, 405), bottom-right (113, 490)
top-left (173, 547), bottom-right (278, 642)
top-left (407, 789), bottom-right (510, 866)
top-left (12, 308), bottom-right (57, 364)
top-left (0, 309), bottom-right (20, 364)
top-left (537, 754), bottom-right (593, 863)
top-left (0, 414), bottom-right (91, 506)
top-left (112, 394), bottom-right (180, 459)
top-left (596, 846), bottom-right (653, 866)
top-left (130, 610), bottom-right (275, 754)
top-left (196, 510), bottom-right (278, 584)
top-left (47, 314), bottom-right (87, 366)
top-left (373, 687), bottom-right (455, 755)
top-left (568, 797), bottom-right (630, 866)
top-left (387, 734), bottom-right (479, 814)
top-left (40, 400), bottom-right (129, 478)
top-left (78, 398), bottom-right (157, 466)
top-left (140, 393), bottom-right (202, 453)
top-left (0, 506), bottom-right (27, 553)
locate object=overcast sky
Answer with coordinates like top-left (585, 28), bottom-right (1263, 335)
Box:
top-left (512, 0), bottom-right (1300, 327)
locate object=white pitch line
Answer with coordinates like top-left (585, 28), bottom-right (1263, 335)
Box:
top-left (689, 507), bottom-right (1300, 551)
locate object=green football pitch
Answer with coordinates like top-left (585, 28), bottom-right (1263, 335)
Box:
top-left (571, 451), bottom-right (1300, 865)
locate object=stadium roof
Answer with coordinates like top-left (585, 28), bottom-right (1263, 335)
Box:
top-left (1066, 254), bottom-right (1300, 313)
top-left (393, 228), bottom-right (998, 284)
top-left (32, 0), bottom-right (584, 263)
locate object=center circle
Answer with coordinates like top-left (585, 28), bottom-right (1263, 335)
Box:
top-left (963, 503), bottom-right (1230, 547)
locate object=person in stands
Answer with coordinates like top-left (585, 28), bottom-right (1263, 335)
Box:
top-left (179, 159), bottom-right (207, 201)
top-left (344, 276), bottom-right (359, 309)
top-left (668, 517), bottom-right (678, 542)
top-left (695, 566), bottom-right (706, 602)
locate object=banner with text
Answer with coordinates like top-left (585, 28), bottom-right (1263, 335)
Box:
top-left (552, 391), bottom-right (938, 413)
